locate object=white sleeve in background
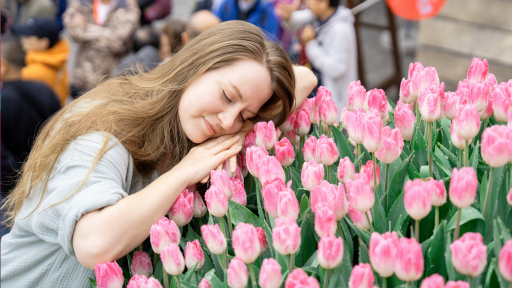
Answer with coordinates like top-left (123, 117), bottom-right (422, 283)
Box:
top-left (281, 9), bottom-right (316, 32)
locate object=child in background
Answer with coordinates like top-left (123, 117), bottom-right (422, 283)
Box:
top-left (13, 17), bottom-right (70, 106)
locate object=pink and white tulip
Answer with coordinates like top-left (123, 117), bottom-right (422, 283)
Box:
top-left (320, 95), bottom-right (338, 125)
top-left (201, 224), bottom-right (227, 254)
top-left (400, 78), bottom-right (413, 104)
top-left (364, 89), bottom-right (388, 120)
top-left (445, 281), bottom-right (470, 288)
top-left (394, 102), bottom-right (416, 141)
top-left (394, 237), bottom-right (424, 282)
top-left (255, 121), bottom-right (278, 150)
top-left (301, 159), bottom-right (324, 191)
top-left (449, 167), bottom-right (478, 209)
top-left (185, 240), bottom-right (205, 271)
top-left (280, 111), bottom-right (297, 133)
top-left (227, 257), bottom-right (248, 288)
top-left (346, 174), bottom-right (374, 213)
top-left (273, 217), bottom-right (301, 255)
top-left (492, 85), bottom-right (511, 122)
top-left (278, 188), bottom-right (300, 220)
top-left (131, 251), bottom-right (153, 277)
top-left (360, 161), bottom-right (381, 190)
top-left (450, 232), bottom-right (487, 277)
top-left (95, 261), bottom-right (124, 288)
top-left (193, 191), bottom-right (207, 218)
top-left (341, 107), bottom-right (350, 129)
top-left (410, 66), bottom-right (440, 101)
top-left (404, 179), bottom-right (433, 220)
top-left (318, 234), bottom-right (344, 270)
top-left (262, 179), bottom-right (287, 218)
top-left (293, 109), bottom-right (311, 137)
top-left (369, 232), bottom-right (399, 277)
top-left (311, 180), bottom-right (348, 220)
top-left (418, 83), bottom-right (444, 122)
top-left (205, 185), bottom-right (228, 217)
top-left (169, 189), bottom-right (194, 227)
top-left (338, 157), bottom-right (355, 184)
top-left (420, 274), bottom-right (445, 288)
top-left (469, 82), bottom-right (490, 112)
top-left (481, 125), bottom-right (512, 167)
top-left (376, 126), bottom-right (404, 164)
top-left (232, 223), bottom-right (260, 264)
top-left (348, 204), bottom-right (372, 231)
top-left (230, 178), bottom-right (247, 206)
top-left (479, 92), bottom-right (493, 120)
top-left (198, 279), bottom-right (212, 288)
top-left (453, 104), bottom-right (481, 141)
top-left (348, 80), bottom-right (366, 111)
top-left (443, 91), bottom-right (459, 120)
top-left (275, 137), bottom-right (295, 166)
top-left (303, 135), bottom-right (317, 163)
top-left (408, 62), bottom-right (424, 79)
top-left (150, 217), bottom-right (181, 254)
top-left (348, 263), bottom-right (374, 288)
top-left (429, 179), bottom-right (447, 207)
top-left (314, 202), bottom-right (337, 237)
top-left (256, 227), bottom-right (269, 255)
top-left (347, 108), bottom-right (365, 144)
top-left (246, 145), bottom-right (268, 177)
top-left (314, 135), bottom-right (339, 165)
top-left (285, 268), bottom-right (320, 288)
top-left (284, 129), bottom-right (300, 145)
top-left (467, 57), bottom-right (488, 83)
top-left (362, 109), bottom-right (383, 153)
top-left (160, 244), bottom-right (185, 276)
top-left (451, 123), bottom-right (472, 150)
top-left (259, 258), bottom-right (282, 288)
top-left (499, 239), bottom-right (512, 281)
top-left (242, 131), bottom-right (256, 154)
top-left (256, 155), bottom-right (286, 186)
top-left (127, 275), bottom-right (163, 288)
top-left (211, 170), bottom-right (233, 199)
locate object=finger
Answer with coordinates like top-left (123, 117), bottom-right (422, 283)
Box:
top-left (229, 155), bottom-right (237, 173)
top-left (211, 135), bottom-right (241, 155)
top-left (215, 145), bottom-right (243, 165)
top-left (216, 163), bottom-right (223, 171)
top-left (201, 175), bottom-right (209, 184)
top-left (202, 134), bottom-right (235, 149)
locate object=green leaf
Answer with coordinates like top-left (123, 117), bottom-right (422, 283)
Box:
top-left (445, 233), bottom-right (456, 280)
top-left (425, 146), bottom-right (452, 177)
top-left (89, 278), bottom-right (97, 288)
top-left (494, 220), bottom-right (503, 265)
top-left (420, 165), bottom-right (429, 179)
top-left (228, 201), bottom-right (264, 228)
top-left (332, 125), bottom-right (355, 162)
top-left (491, 258), bottom-right (508, 288)
top-left (387, 152), bottom-right (414, 212)
top-left (421, 236), bottom-right (433, 261)
top-left (290, 167), bottom-right (302, 190)
top-left (372, 193), bottom-right (387, 233)
top-left (470, 141), bottom-right (480, 173)
top-left (304, 251), bottom-right (319, 267)
top-left (437, 142), bottom-right (458, 167)
top-left (428, 221), bottom-right (447, 279)
top-left (182, 262), bottom-right (199, 282)
top-left (506, 210), bottom-right (512, 234)
top-left (339, 219), bottom-right (354, 262)
top-left (344, 217), bottom-right (371, 245)
top-left (180, 281), bottom-right (199, 288)
top-left (209, 274), bottom-right (228, 288)
top-left (296, 208), bottom-right (317, 267)
top-left (497, 217), bottom-right (512, 242)
top-left (127, 252), bottom-right (133, 278)
top-left (387, 190), bottom-right (408, 236)
top-left (413, 127), bottom-right (428, 167)
top-left (353, 152), bottom-right (365, 169)
top-left (358, 239), bottom-right (370, 264)
top-left (300, 194), bottom-right (309, 215)
top-left (446, 207), bottom-right (486, 235)
top-left (154, 261), bottom-right (164, 284)
top-left (479, 171), bottom-right (488, 213)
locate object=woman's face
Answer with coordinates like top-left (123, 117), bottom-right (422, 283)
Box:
top-left (179, 59), bottom-right (273, 143)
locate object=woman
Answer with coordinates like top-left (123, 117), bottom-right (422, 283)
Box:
top-left (1, 21), bottom-right (316, 286)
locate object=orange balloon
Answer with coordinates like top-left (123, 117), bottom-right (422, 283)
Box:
top-left (386, 0), bottom-right (446, 20)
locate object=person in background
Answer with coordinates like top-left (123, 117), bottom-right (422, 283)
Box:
top-left (276, 0), bottom-right (357, 119)
top-left (182, 10), bottom-right (221, 44)
top-left (51, 0), bottom-right (67, 30)
top-left (213, 0), bottom-right (279, 39)
top-left (1, 38), bottom-right (61, 237)
top-left (138, 0), bottom-right (171, 25)
top-left (159, 17), bottom-right (186, 61)
top-left (1, 0), bottom-right (56, 24)
top-left (13, 17), bottom-right (70, 107)
top-left (63, 0), bottom-right (140, 99)
top-left (194, 0), bottom-right (224, 12)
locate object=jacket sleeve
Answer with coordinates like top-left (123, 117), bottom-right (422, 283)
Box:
top-left (281, 9), bottom-right (315, 32)
top-left (264, 6), bottom-right (280, 40)
top-left (305, 24), bottom-right (351, 79)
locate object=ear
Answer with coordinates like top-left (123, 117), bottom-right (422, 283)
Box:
top-left (41, 37), bottom-right (51, 50)
top-left (181, 32), bottom-right (189, 44)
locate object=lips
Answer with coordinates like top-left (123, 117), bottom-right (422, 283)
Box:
top-left (203, 117), bottom-right (217, 135)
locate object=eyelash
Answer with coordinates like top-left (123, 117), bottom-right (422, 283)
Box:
top-left (222, 90), bottom-right (245, 122)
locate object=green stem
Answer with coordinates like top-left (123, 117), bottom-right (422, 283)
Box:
top-left (195, 271), bottom-right (199, 285)
top-left (483, 167), bottom-right (495, 218)
top-left (465, 140), bottom-right (469, 167)
top-left (454, 208), bottom-right (462, 241)
top-left (324, 269), bottom-right (331, 288)
top-left (382, 277), bottom-right (387, 288)
top-left (326, 165), bottom-right (330, 183)
top-left (357, 144), bottom-right (362, 172)
top-left (385, 163), bottom-right (390, 193)
top-left (198, 218), bottom-right (203, 233)
top-left (509, 163), bottom-right (512, 192)
top-left (300, 137), bottom-right (305, 170)
top-left (290, 253), bottom-right (295, 271)
top-left (287, 166), bottom-right (292, 182)
top-left (286, 254), bottom-right (292, 272)
top-left (176, 275), bottom-right (182, 288)
top-left (469, 276), bottom-right (473, 288)
top-left (337, 221), bottom-right (343, 237)
top-left (406, 281), bottom-right (411, 288)
top-left (319, 122), bottom-right (324, 136)
top-left (365, 211), bottom-right (374, 233)
top-left (138, 244), bottom-right (143, 252)
top-left (163, 270), bottom-right (169, 288)
top-left (415, 219), bottom-right (420, 242)
top-left (428, 121), bottom-right (432, 177)
top-left (219, 217), bottom-right (227, 238)
top-left (435, 206), bottom-right (439, 231)
top-left (249, 263), bottom-right (257, 288)
top-left (415, 101), bottom-right (420, 128)
top-left (226, 208), bottom-right (233, 239)
top-left (372, 153), bottom-right (378, 193)
top-left (458, 148), bottom-right (463, 169)
top-left (219, 253), bottom-right (226, 271)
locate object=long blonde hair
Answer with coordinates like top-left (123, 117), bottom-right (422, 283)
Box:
top-left (3, 21), bottom-right (296, 227)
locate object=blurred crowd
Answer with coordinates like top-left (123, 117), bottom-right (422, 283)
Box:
top-left (0, 0), bottom-right (357, 205)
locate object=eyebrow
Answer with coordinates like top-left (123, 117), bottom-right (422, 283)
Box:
top-left (229, 80), bottom-right (258, 117)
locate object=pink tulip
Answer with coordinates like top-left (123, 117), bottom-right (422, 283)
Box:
top-left (420, 274), bottom-right (445, 288)
top-left (410, 66), bottom-right (440, 101)
top-left (320, 95), bottom-right (338, 125)
top-left (469, 82), bottom-right (490, 112)
top-left (193, 191), bottom-right (207, 218)
top-left (443, 91), bottom-right (459, 120)
top-left (492, 86), bottom-right (511, 122)
top-left (400, 78), bottom-right (413, 103)
top-left (229, 178), bottom-right (247, 206)
top-left (280, 110), bottom-right (297, 133)
top-left (293, 109), bottom-right (311, 137)
top-left (262, 179), bottom-right (287, 218)
top-left (259, 258), bottom-right (282, 288)
top-left (284, 129), bottom-right (300, 145)
top-left (131, 251), bottom-right (153, 277)
top-left (508, 188), bottom-right (512, 206)
top-left (169, 189), bottom-right (194, 227)
top-left (408, 62), bottom-right (424, 79)
top-left (211, 170), bottom-right (234, 199)
top-left (201, 224), bottom-right (227, 254)
top-left (481, 125), bottom-right (512, 167)
top-left (127, 275), bottom-right (163, 288)
top-left (161, 243), bottom-right (185, 276)
top-left (285, 268), bottom-right (320, 288)
top-left (364, 89), bottom-right (388, 119)
top-left (246, 145), bottom-right (269, 177)
top-left (205, 185), bottom-right (228, 217)
top-left (301, 159), bottom-right (324, 191)
top-left (450, 232), bottom-right (487, 277)
top-left (418, 83), bottom-right (444, 122)
top-left (346, 174), bottom-right (374, 213)
top-left (300, 97), bottom-right (314, 119)
top-left (278, 188), bottom-right (300, 220)
top-left (303, 135), bottom-right (318, 163)
top-left (369, 232), bottom-right (399, 277)
top-left (227, 257), bottom-right (248, 288)
top-left (150, 217), bottom-right (181, 254)
top-left (404, 179), bottom-right (433, 220)
top-left (348, 80), bottom-right (366, 111)
top-left (453, 104), bottom-right (481, 141)
top-left (95, 261), bottom-right (124, 288)
top-left (185, 240), bottom-right (205, 271)
top-left (394, 103), bottom-right (416, 141)
top-left (338, 157), bottom-right (355, 184)
top-left (360, 160), bottom-right (380, 190)
top-left (445, 281), bottom-right (469, 288)
top-left (272, 217), bottom-right (301, 255)
top-left (242, 131), bottom-right (256, 154)
top-left (311, 180), bottom-right (347, 220)
top-left (428, 179), bottom-right (447, 207)
top-left (362, 109), bottom-right (383, 153)
top-left (318, 234), bottom-right (344, 270)
top-left (198, 278), bottom-right (212, 288)
top-left (237, 153), bottom-right (248, 177)
top-left (467, 57), bottom-right (488, 83)
top-left (232, 222), bottom-right (260, 264)
top-left (376, 126), bottom-right (404, 164)
top-left (256, 155), bottom-right (286, 186)
top-left (341, 107), bottom-right (350, 129)
top-left (275, 137), bottom-right (295, 166)
top-left (348, 204), bottom-right (372, 231)
top-left (449, 167), bottom-right (478, 209)
top-left (451, 123), bottom-right (472, 150)
top-left (347, 108), bottom-right (365, 144)
top-left (255, 121), bottom-right (278, 150)
top-left (479, 92), bottom-right (493, 120)
top-left (348, 263), bottom-right (374, 288)
top-left (394, 237), bottom-right (424, 281)
top-left (499, 239), bottom-right (512, 281)
top-left (256, 227), bottom-right (269, 255)
top-left (314, 202), bottom-right (337, 237)
top-left (314, 135), bottom-right (339, 165)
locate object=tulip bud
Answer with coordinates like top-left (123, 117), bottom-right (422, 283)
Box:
top-left (311, 180), bottom-right (347, 220)
top-left (201, 224), bottom-right (227, 254)
top-left (369, 232), bottom-right (398, 277)
top-left (481, 126), bottom-right (512, 167)
top-left (211, 170), bottom-right (234, 199)
top-left (273, 217), bottom-right (301, 255)
top-left (320, 95), bottom-right (338, 125)
top-left (262, 178), bottom-right (286, 218)
top-left (348, 263), bottom-right (374, 288)
top-left (362, 109), bottom-right (383, 153)
top-left (467, 57), bottom-right (488, 83)
top-left (445, 281), bottom-right (470, 288)
top-left (346, 175), bottom-right (375, 213)
top-left (348, 204), bottom-right (372, 231)
top-left (451, 123), bottom-right (473, 150)
top-left (230, 178), bottom-right (247, 206)
top-left (150, 217), bottom-right (181, 254)
top-left (453, 104), bottom-right (481, 141)
top-left (347, 108), bottom-right (365, 144)
top-left (278, 188), bottom-right (300, 220)
top-left (318, 234), bottom-right (344, 270)
top-left (410, 66), bottom-right (440, 101)
top-left (338, 157), bottom-right (355, 184)
top-left (198, 278), bottom-right (212, 288)
top-left (499, 239), bottom-right (512, 281)
top-left (275, 137), bottom-right (295, 166)
top-left (161, 244), bottom-right (185, 276)
top-left (293, 109), bottom-right (311, 137)
top-left (255, 121), bottom-right (278, 150)
top-left (256, 227), bottom-right (269, 255)
top-left (408, 62), bottom-right (424, 79)
top-left (418, 83), bottom-right (444, 122)
top-left (449, 167), bottom-right (478, 209)
top-left (428, 178), bottom-right (447, 207)
top-left (257, 155), bottom-right (286, 186)
top-left (348, 80), bottom-right (366, 111)
top-left (492, 86), bottom-right (511, 122)
top-left (303, 135), bottom-right (317, 163)
top-left (420, 274), bottom-right (445, 288)
top-left (394, 237), bottom-right (424, 282)
top-left (280, 111), bottom-right (297, 133)
top-left (185, 240), bottom-right (205, 271)
top-left (314, 202), bottom-right (337, 237)
top-left (450, 232), bottom-right (487, 277)
top-left (364, 89), bottom-right (388, 120)
top-left (301, 159), bottom-right (324, 191)
top-left (259, 258), bottom-right (282, 288)
top-left (394, 103), bottom-right (416, 141)
top-left (443, 91), bottom-right (459, 120)
top-left (232, 223), bottom-right (260, 264)
top-left (285, 268), bottom-right (320, 288)
top-left (127, 275), bottom-right (163, 288)
top-left (169, 189), bottom-right (194, 227)
top-left (359, 161), bottom-right (381, 190)
top-left (376, 126), bottom-right (404, 164)
top-left (284, 129), bottom-right (300, 145)
top-left (400, 78), bottom-right (413, 104)
top-left (227, 257), bottom-right (248, 288)
top-left (205, 185), bottom-right (228, 217)
top-left (131, 251), bottom-right (153, 277)
top-left (508, 188), bottom-right (512, 206)
top-left (340, 107), bottom-right (350, 129)
top-left (246, 145), bottom-right (268, 177)
top-left (95, 261), bottom-right (124, 288)
top-left (314, 135), bottom-right (339, 165)
top-left (404, 179), bottom-right (433, 220)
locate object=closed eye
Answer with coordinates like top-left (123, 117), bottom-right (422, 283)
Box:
top-left (222, 89), bottom-right (245, 122)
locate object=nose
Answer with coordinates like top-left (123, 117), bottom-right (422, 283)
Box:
top-left (218, 107), bottom-right (240, 132)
